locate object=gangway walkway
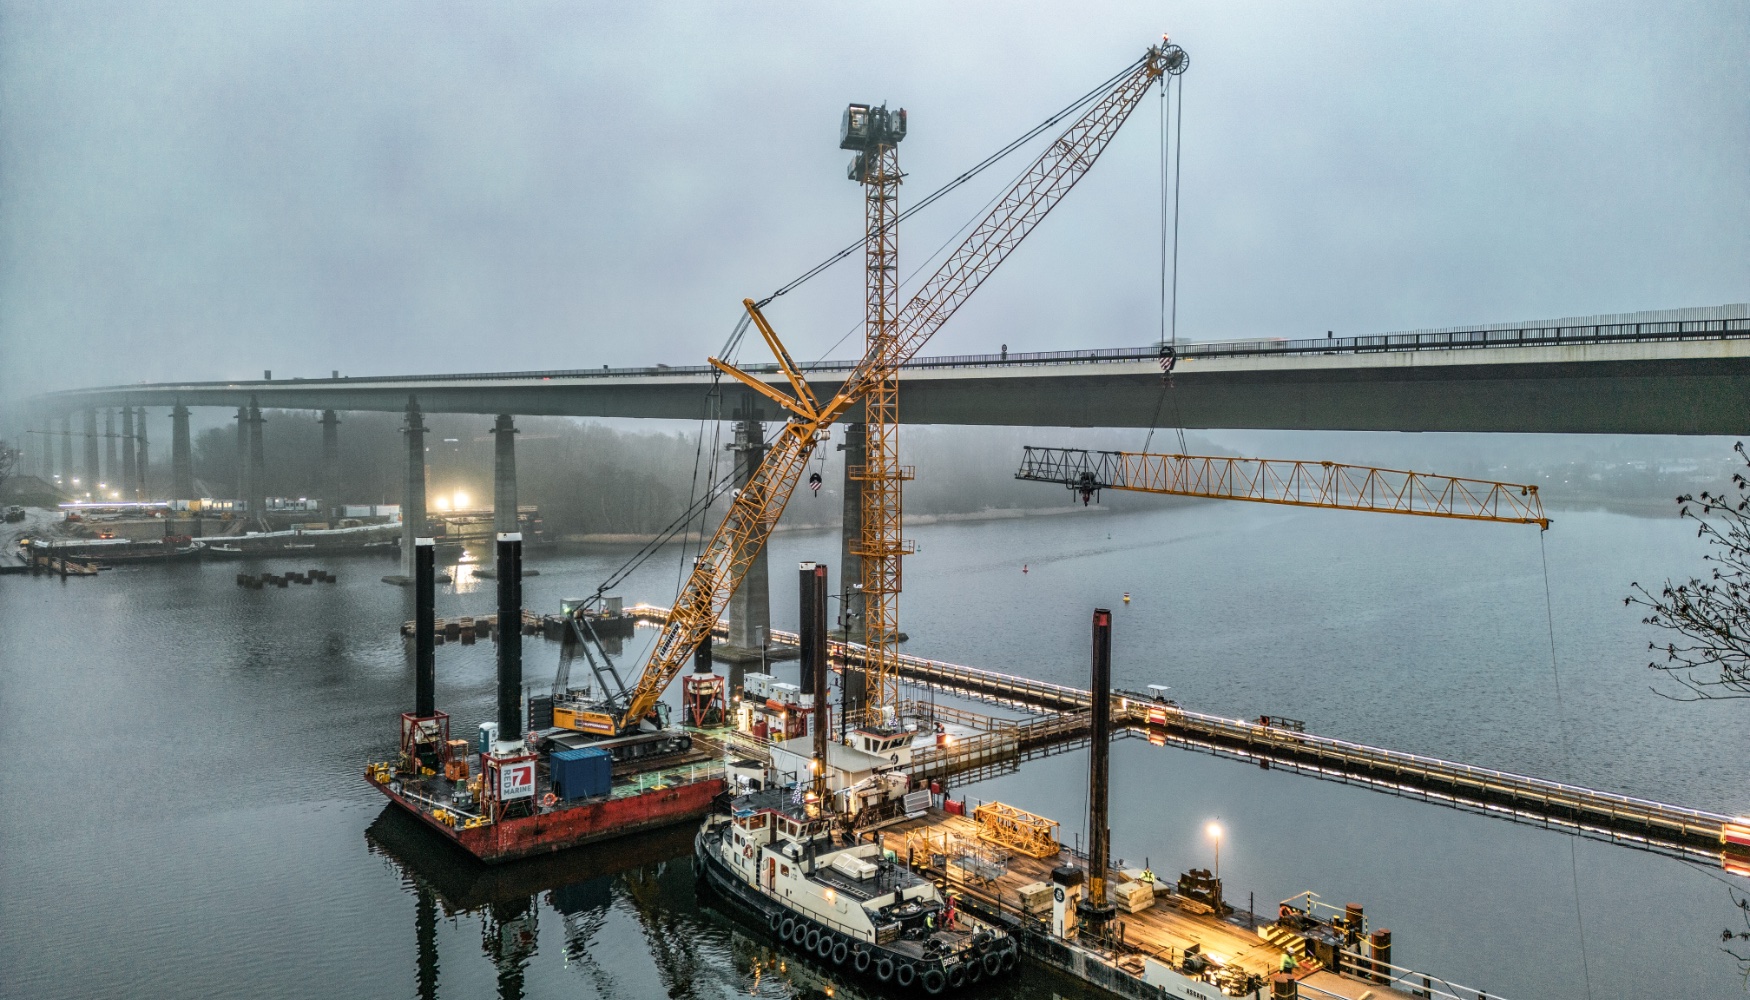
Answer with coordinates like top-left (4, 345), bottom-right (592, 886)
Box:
top-left (623, 606), bottom-right (1746, 868)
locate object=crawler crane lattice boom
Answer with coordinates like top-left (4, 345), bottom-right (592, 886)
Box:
top-left (607, 41), bottom-right (1189, 737)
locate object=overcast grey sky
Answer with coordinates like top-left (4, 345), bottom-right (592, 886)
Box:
top-left (1, 1), bottom-right (1745, 411)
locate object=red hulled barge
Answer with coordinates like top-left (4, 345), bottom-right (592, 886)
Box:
top-left (366, 533), bottom-right (724, 865)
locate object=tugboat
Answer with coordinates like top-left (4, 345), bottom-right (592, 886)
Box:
top-left (695, 786), bottom-right (1020, 994)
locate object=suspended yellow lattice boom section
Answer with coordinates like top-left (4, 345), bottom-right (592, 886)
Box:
top-left (972, 801), bottom-right (1062, 859)
top-left (612, 42), bottom-right (1188, 736)
top-left (1017, 447), bottom-right (1549, 528)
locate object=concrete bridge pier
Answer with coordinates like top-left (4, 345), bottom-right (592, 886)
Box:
top-left (247, 399), bottom-right (266, 528)
top-left (838, 421), bottom-right (868, 716)
top-left (171, 405), bottom-right (194, 501)
top-left (121, 407), bottom-right (137, 497)
top-left (104, 409), bottom-right (118, 490)
top-left (234, 407), bottom-right (249, 506)
top-left (82, 409), bottom-right (99, 498)
top-left (134, 407), bottom-right (148, 499)
top-left (60, 415), bottom-right (72, 488)
top-left (320, 410), bottom-right (341, 517)
top-left (485, 414), bottom-right (529, 581)
top-left (492, 414), bottom-right (517, 536)
top-left (386, 397), bottom-right (446, 585)
top-left (717, 412), bottom-right (788, 682)
top-left (37, 416), bottom-right (52, 479)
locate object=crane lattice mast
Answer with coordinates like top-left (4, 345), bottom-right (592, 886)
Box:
top-left (844, 104), bottom-right (913, 726)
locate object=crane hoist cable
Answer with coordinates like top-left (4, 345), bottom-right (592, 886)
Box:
top-left (583, 40), bottom-right (1188, 737)
top-left (1144, 70), bottom-right (1188, 456)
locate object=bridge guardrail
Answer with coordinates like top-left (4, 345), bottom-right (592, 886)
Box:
top-left (41, 318), bottom-right (1749, 397)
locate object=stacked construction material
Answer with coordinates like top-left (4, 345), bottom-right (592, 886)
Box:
top-left (1114, 879), bottom-right (1154, 913)
top-left (1016, 880), bottom-right (1056, 915)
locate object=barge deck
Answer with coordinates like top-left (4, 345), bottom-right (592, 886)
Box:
top-left (368, 735), bottom-right (727, 865)
top-left (882, 810), bottom-right (1432, 1000)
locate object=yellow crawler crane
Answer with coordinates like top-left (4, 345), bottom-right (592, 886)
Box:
top-left (972, 801), bottom-right (1062, 859)
top-left (1015, 446), bottom-right (1549, 528)
top-left (593, 41), bottom-right (1189, 737)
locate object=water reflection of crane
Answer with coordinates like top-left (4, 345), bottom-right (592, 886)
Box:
top-left (365, 806), bottom-right (697, 1000)
top-left (551, 878), bottom-right (622, 997)
top-left (622, 861), bottom-right (707, 998)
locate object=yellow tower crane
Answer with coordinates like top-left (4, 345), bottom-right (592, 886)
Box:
top-left (567, 40), bottom-right (1189, 738)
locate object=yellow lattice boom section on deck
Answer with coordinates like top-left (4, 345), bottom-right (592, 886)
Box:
top-left (973, 801), bottom-right (1062, 859)
top-left (1017, 447), bottom-right (1549, 528)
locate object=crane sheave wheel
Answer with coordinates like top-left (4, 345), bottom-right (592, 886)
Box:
top-left (1163, 44), bottom-right (1189, 75)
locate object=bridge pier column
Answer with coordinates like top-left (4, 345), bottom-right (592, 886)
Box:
top-left (838, 421), bottom-right (868, 716)
top-left (388, 396), bottom-right (430, 585)
top-left (234, 407), bottom-right (249, 506)
top-left (82, 409), bottom-right (99, 499)
top-left (60, 415), bottom-right (73, 489)
top-left (120, 407), bottom-right (137, 498)
top-left (492, 414), bottom-right (518, 538)
top-left (134, 407), bottom-right (149, 499)
top-left (721, 412), bottom-right (778, 687)
top-left (104, 409), bottom-right (118, 493)
top-left (247, 398), bottom-right (266, 528)
top-left (320, 410), bottom-right (341, 517)
top-left (171, 404), bottom-right (194, 501)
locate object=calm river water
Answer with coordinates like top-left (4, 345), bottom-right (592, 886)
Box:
top-left (3, 503), bottom-right (1746, 999)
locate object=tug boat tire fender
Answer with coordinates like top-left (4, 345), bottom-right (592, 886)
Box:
top-left (982, 950), bottom-right (1003, 978)
top-left (792, 921), bottom-right (808, 946)
top-left (948, 963), bottom-right (967, 990)
top-left (968, 958), bottom-right (984, 984)
top-left (895, 961), bottom-right (916, 988)
top-left (768, 911), bottom-right (781, 934)
top-left (1001, 946), bottom-right (1018, 972)
top-left (875, 956), bottom-right (894, 983)
top-left (853, 948), bottom-right (871, 973)
top-left (830, 938), bottom-right (848, 965)
top-left (805, 927), bottom-right (820, 952)
top-left (780, 917), bottom-right (795, 942)
top-left (922, 967), bottom-right (946, 995)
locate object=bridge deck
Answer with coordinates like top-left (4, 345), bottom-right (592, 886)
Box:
top-left (33, 309), bottom-right (1750, 433)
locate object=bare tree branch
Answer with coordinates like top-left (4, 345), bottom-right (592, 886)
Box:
top-left (1627, 442), bottom-right (1750, 699)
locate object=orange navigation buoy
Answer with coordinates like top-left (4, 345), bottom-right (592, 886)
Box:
top-left (1122, 592), bottom-right (1131, 604)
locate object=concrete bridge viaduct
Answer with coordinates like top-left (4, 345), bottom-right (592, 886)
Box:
top-left (23, 305), bottom-right (1749, 655)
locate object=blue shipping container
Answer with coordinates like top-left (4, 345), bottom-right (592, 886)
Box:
top-left (550, 746), bottom-right (612, 801)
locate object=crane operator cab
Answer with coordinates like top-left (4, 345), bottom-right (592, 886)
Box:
top-left (841, 103), bottom-right (907, 181)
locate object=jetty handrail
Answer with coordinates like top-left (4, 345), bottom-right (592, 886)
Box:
top-left (1133, 697), bottom-right (1732, 826)
top-left (625, 604), bottom-right (1734, 840)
